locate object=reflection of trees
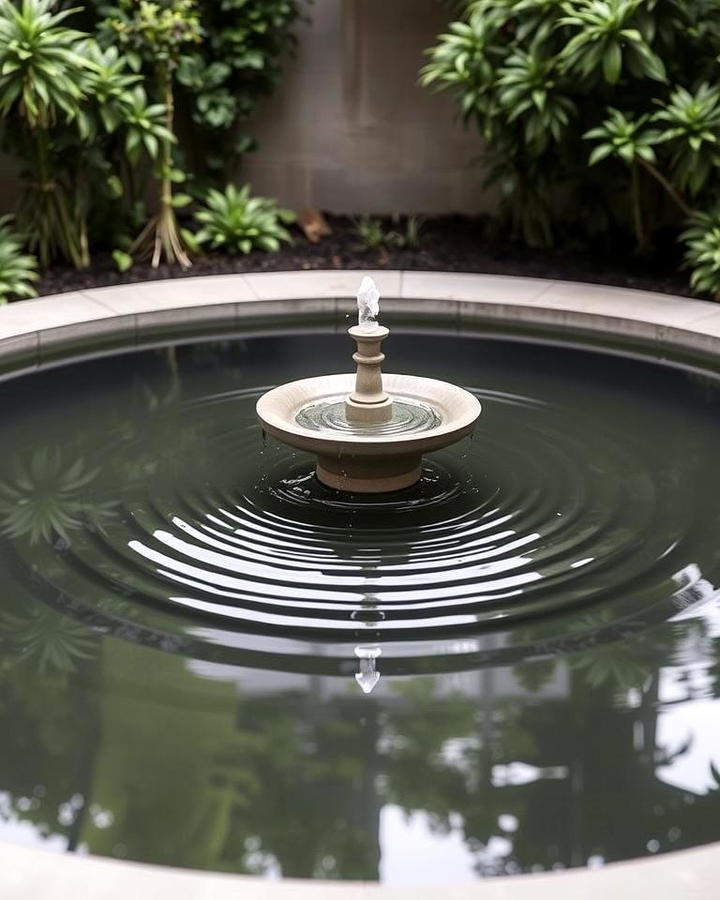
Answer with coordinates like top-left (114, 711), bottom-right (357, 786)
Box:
top-left (0, 341), bottom-right (718, 878)
top-left (0, 604), bottom-right (95, 677)
top-left (0, 448), bottom-right (114, 545)
top-left (1, 635), bottom-right (715, 882)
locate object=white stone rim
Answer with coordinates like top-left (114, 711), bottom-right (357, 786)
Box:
top-left (256, 373), bottom-right (482, 451)
top-left (0, 269), bottom-right (717, 898)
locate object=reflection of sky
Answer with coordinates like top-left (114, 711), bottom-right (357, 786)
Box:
top-left (657, 697), bottom-right (720, 795)
top-left (0, 793), bottom-right (65, 851)
top-left (379, 806), bottom-right (478, 885)
top-left (656, 566), bottom-right (720, 795)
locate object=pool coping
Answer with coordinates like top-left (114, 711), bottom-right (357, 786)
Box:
top-left (0, 269), bottom-right (718, 898)
top-left (2, 270), bottom-right (720, 372)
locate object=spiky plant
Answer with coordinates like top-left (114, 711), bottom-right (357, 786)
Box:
top-left (193, 184), bottom-right (294, 254)
top-left (681, 211), bottom-right (720, 299)
top-left (0, 216), bottom-right (38, 303)
top-left (0, 0), bottom-right (93, 267)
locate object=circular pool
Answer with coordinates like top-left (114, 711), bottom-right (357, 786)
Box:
top-left (0, 272), bottom-right (719, 898)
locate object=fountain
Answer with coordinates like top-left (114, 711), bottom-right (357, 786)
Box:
top-left (256, 276), bottom-right (481, 492)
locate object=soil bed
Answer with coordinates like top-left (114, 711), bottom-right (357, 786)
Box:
top-left (35, 214), bottom-right (699, 300)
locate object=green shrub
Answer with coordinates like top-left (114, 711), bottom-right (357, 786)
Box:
top-left (193, 184), bottom-right (295, 253)
top-left (101, 0), bottom-right (202, 269)
top-left (0, 0), bottom-right (302, 276)
top-left (353, 215), bottom-right (426, 252)
top-left (0, 216), bottom-right (38, 303)
top-left (681, 212), bottom-right (720, 299)
top-left (0, 0), bottom-right (170, 268)
top-left (353, 216), bottom-right (389, 251)
top-left (422, 0), bottom-right (720, 292)
top-left (176, 0), bottom-right (302, 184)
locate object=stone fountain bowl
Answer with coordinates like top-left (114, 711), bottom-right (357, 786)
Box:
top-left (256, 372), bottom-right (482, 493)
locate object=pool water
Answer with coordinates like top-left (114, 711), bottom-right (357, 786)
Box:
top-left (0, 328), bottom-right (718, 883)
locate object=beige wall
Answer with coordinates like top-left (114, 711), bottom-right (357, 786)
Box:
top-left (242, 0), bottom-right (494, 215)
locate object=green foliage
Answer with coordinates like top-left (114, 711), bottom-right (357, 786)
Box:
top-left (112, 247), bottom-right (133, 271)
top-left (654, 84), bottom-right (720, 196)
top-left (353, 215), bottom-right (389, 251)
top-left (0, 215), bottom-right (37, 303)
top-left (0, 0), bottom-right (92, 266)
top-left (0, 0), bottom-right (301, 278)
top-left (353, 215), bottom-right (426, 252)
top-left (0, 0), bottom-right (91, 128)
top-left (558, 0), bottom-right (666, 84)
top-left (176, 0), bottom-right (301, 181)
top-left (585, 109), bottom-right (659, 166)
top-left (0, 447), bottom-right (108, 544)
top-left (681, 211), bottom-right (720, 298)
top-left (0, 0), bottom-right (170, 268)
top-left (193, 184), bottom-right (295, 254)
top-left (423, 0), bottom-right (720, 292)
top-left (101, 0), bottom-right (202, 268)
top-left (0, 605), bottom-right (95, 676)
top-left (102, 0), bottom-right (202, 68)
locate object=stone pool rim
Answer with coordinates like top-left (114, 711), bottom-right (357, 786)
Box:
top-left (0, 268), bottom-right (718, 899)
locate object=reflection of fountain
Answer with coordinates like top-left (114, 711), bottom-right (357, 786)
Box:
top-left (256, 277), bottom-right (481, 493)
top-left (354, 646), bottom-right (381, 694)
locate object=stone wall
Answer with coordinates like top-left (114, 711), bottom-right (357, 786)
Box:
top-left (241, 0), bottom-right (494, 215)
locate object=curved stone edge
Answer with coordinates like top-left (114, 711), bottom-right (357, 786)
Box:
top-left (0, 270), bottom-right (718, 377)
top-left (0, 269), bottom-right (718, 897)
top-left (0, 832), bottom-right (717, 900)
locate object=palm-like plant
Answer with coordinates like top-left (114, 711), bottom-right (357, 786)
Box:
top-left (654, 84), bottom-right (720, 196)
top-left (0, 0), bottom-right (94, 267)
top-left (681, 211), bottom-right (720, 298)
top-left (0, 215), bottom-right (38, 302)
top-left (496, 49), bottom-right (575, 153)
top-left (194, 184), bottom-right (295, 254)
top-left (559, 0), bottom-right (666, 84)
top-left (0, 0), bottom-right (90, 127)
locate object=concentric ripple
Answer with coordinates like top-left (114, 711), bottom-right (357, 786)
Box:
top-left (295, 395), bottom-right (442, 434)
top-left (4, 331), bottom-right (718, 677)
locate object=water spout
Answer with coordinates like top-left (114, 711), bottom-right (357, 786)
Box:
top-left (357, 276), bottom-right (380, 330)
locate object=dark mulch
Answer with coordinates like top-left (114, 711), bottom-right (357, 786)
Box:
top-left (35, 214), bottom-right (700, 300)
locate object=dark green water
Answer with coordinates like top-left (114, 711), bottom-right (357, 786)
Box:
top-left (0, 327), bottom-right (719, 884)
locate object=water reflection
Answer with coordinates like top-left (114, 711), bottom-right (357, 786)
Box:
top-left (0, 336), bottom-right (717, 881)
top-left (354, 646), bottom-right (381, 694)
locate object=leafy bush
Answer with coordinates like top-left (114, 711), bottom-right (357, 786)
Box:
top-left (681, 212), bottom-right (720, 298)
top-left (176, 0), bottom-right (302, 183)
top-left (193, 184), bottom-right (295, 253)
top-left (101, 0), bottom-right (202, 268)
top-left (0, 216), bottom-right (38, 303)
top-left (353, 215), bottom-right (426, 252)
top-left (0, 0), bottom-right (302, 275)
top-left (353, 216), bottom-right (389, 251)
top-left (0, 0), bottom-right (170, 268)
top-left (422, 0), bottom-right (720, 295)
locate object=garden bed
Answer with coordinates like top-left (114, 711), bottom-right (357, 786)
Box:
top-left (35, 215), bottom-right (697, 300)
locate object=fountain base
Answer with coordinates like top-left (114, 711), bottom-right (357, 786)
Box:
top-left (256, 373), bottom-right (481, 495)
top-left (316, 452), bottom-right (422, 493)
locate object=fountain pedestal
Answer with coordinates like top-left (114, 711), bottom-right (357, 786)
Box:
top-left (344, 325), bottom-right (393, 425)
